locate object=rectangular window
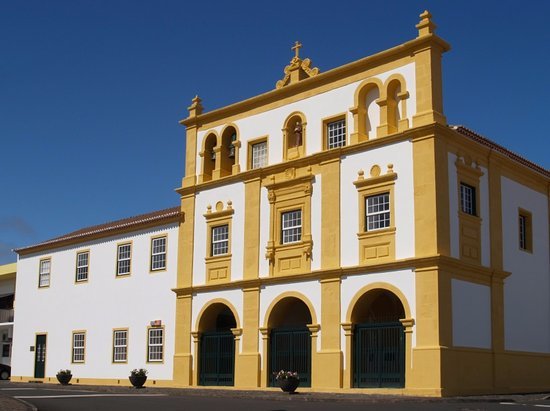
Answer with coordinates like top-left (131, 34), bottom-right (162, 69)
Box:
top-left (147, 328), bottom-right (163, 362)
top-left (117, 243), bottom-right (131, 276)
top-left (281, 210), bottom-right (302, 244)
top-left (211, 225), bottom-right (229, 256)
top-left (251, 141), bottom-right (268, 169)
top-left (75, 251), bottom-right (89, 282)
top-left (72, 332), bottom-right (85, 363)
top-left (113, 329), bottom-right (128, 363)
top-left (365, 193), bottom-right (390, 231)
top-left (460, 183), bottom-right (476, 216)
top-left (327, 118), bottom-right (346, 149)
top-left (519, 210), bottom-right (532, 252)
top-left (39, 259), bottom-right (51, 288)
top-left (150, 237), bottom-right (167, 271)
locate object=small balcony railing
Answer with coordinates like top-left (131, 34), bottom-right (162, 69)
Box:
top-left (0, 309), bottom-right (14, 323)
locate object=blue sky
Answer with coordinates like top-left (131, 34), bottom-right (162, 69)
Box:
top-left (1, 1), bottom-right (549, 264)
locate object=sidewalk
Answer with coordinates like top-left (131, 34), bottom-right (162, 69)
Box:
top-left (2, 380), bottom-right (550, 410)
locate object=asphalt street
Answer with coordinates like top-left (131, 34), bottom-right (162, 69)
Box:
top-left (4, 385), bottom-right (550, 411)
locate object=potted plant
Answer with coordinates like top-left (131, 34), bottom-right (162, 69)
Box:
top-left (129, 368), bottom-right (148, 388)
top-left (56, 369), bottom-right (72, 385)
top-left (273, 370), bottom-right (300, 393)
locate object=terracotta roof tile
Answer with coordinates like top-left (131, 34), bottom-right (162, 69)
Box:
top-left (15, 206), bottom-right (181, 254)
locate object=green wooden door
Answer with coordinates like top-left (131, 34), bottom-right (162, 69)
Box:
top-left (34, 334), bottom-right (47, 378)
top-left (353, 322), bottom-right (404, 388)
top-left (269, 327), bottom-right (311, 387)
top-left (199, 331), bottom-right (234, 386)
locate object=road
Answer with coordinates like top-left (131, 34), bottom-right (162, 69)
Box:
top-left (3, 385), bottom-right (550, 411)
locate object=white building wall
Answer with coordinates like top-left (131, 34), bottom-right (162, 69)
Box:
top-left (193, 182), bottom-right (245, 285)
top-left (501, 176), bottom-right (550, 353)
top-left (340, 141), bottom-right (415, 266)
top-left (451, 279), bottom-right (491, 349)
top-left (12, 223), bottom-right (178, 380)
top-left (195, 64), bottom-right (416, 174)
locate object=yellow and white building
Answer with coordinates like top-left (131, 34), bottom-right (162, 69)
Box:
top-left (11, 11), bottom-right (550, 396)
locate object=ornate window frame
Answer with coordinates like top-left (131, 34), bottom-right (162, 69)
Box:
top-left (322, 113), bottom-right (347, 150)
top-left (204, 201), bottom-right (234, 283)
top-left (264, 170), bottom-right (313, 276)
top-left (353, 165), bottom-right (397, 264)
top-left (455, 155), bottom-right (483, 264)
top-left (248, 136), bottom-right (269, 170)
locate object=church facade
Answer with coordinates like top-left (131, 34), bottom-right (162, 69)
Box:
top-left (11, 12), bottom-right (550, 396)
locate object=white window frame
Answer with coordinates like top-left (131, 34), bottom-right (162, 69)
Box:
top-left (147, 328), bottom-right (164, 362)
top-left (211, 225), bottom-right (229, 256)
top-left (281, 209), bottom-right (302, 244)
top-left (365, 192), bottom-right (390, 231)
top-left (117, 243), bottom-right (131, 276)
top-left (39, 259), bottom-right (51, 288)
top-left (150, 237), bottom-right (167, 271)
top-left (76, 251), bottom-right (89, 282)
top-left (72, 332), bottom-right (85, 363)
top-left (460, 182), bottom-right (476, 216)
top-left (327, 118), bottom-right (346, 149)
top-left (113, 329), bottom-right (128, 363)
top-left (251, 141), bottom-right (268, 169)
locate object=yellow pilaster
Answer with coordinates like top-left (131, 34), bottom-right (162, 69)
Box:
top-left (341, 322), bottom-right (353, 388)
top-left (243, 178), bottom-right (261, 280)
top-left (412, 12), bottom-right (448, 128)
top-left (259, 327), bottom-right (269, 387)
top-left (181, 96), bottom-right (202, 188)
top-left (317, 277), bottom-right (342, 388)
top-left (320, 158), bottom-right (340, 269)
top-left (235, 287), bottom-right (261, 387)
top-left (173, 294), bottom-right (193, 386)
top-left (307, 324), bottom-right (320, 387)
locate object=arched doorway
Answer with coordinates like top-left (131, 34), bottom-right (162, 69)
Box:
top-left (198, 303), bottom-right (237, 386)
top-left (351, 289), bottom-right (405, 388)
top-left (268, 297), bottom-right (312, 387)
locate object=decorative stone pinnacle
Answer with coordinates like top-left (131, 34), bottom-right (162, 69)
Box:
top-left (416, 9), bottom-right (437, 37)
top-left (187, 94), bottom-right (203, 117)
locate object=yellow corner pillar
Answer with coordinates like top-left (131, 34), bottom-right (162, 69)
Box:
top-left (172, 193), bottom-right (196, 386)
top-left (320, 158), bottom-right (341, 269)
top-left (317, 277), bottom-right (342, 388)
top-left (243, 178), bottom-right (261, 280)
top-left (173, 294), bottom-right (194, 386)
top-left (181, 96), bottom-right (203, 188)
top-left (235, 287), bottom-right (261, 387)
top-left (412, 132), bottom-right (450, 257)
top-left (412, 11), bottom-right (449, 128)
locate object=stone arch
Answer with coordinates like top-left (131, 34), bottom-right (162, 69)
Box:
top-left (383, 74), bottom-right (409, 134)
top-left (263, 291), bottom-right (318, 329)
top-left (195, 298), bottom-right (241, 333)
top-left (351, 78), bottom-right (384, 141)
top-left (219, 123), bottom-right (240, 177)
top-left (199, 131), bottom-right (219, 182)
top-left (282, 111), bottom-right (307, 160)
top-left (345, 282), bottom-right (411, 323)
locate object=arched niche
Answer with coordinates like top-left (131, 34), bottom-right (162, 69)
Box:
top-left (219, 124), bottom-right (240, 177)
top-left (350, 79), bottom-right (383, 143)
top-left (197, 301), bottom-right (239, 333)
top-left (383, 74), bottom-right (409, 135)
top-left (200, 132), bottom-right (218, 182)
top-left (282, 112), bottom-right (306, 161)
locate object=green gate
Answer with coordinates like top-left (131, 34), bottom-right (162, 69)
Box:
top-left (269, 327), bottom-right (311, 387)
top-left (199, 331), bottom-right (234, 386)
top-left (353, 322), bottom-right (404, 388)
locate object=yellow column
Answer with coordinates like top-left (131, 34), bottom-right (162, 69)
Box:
top-left (243, 178), bottom-right (261, 280)
top-left (235, 287), bottom-right (261, 387)
top-left (320, 158), bottom-right (341, 269)
top-left (307, 324), bottom-right (320, 387)
top-left (341, 323), bottom-right (353, 388)
top-left (181, 95), bottom-right (203, 188)
top-left (191, 331), bottom-right (199, 386)
top-left (317, 277), bottom-right (342, 388)
top-left (259, 327), bottom-right (269, 387)
top-left (412, 11), bottom-right (449, 128)
top-left (173, 193), bottom-right (195, 386)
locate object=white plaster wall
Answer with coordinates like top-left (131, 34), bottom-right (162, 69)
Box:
top-left (311, 175), bottom-right (322, 271)
top-left (451, 279), bottom-right (491, 349)
top-left (195, 63), bottom-right (416, 172)
top-left (258, 281), bottom-right (322, 361)
top-left (340, 141), bottom-right (415, 267)
top-left (258, 187), bottom-right (270, 278)
top-left (447, 153), bottom-right (491, 266)
top-left (193, 181), bottom-right (245, 285)
top-left (11, 223), bottom-right (178, 380)
top-left (340, 269), bottom-right (416, 367)
top-left (501, 176), bottom-right (550, 353)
